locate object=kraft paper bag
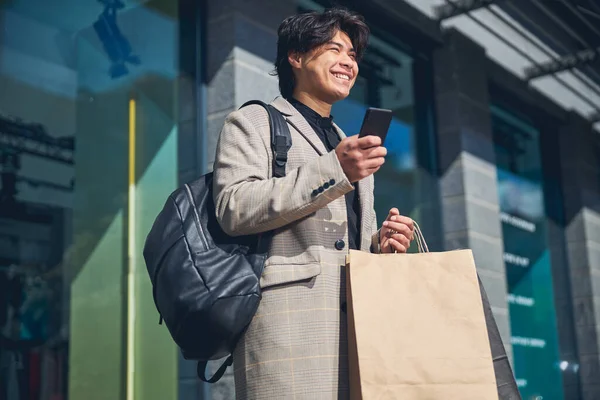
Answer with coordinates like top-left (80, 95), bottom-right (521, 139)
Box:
top-left (346, 228), bottom-right (498, 399)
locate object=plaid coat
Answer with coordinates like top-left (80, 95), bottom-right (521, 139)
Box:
top-left (213, 97), bottom-right (380, 399)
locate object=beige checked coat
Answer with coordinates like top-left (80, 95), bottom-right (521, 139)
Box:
top-left (213, 97), bottom-right (381, 399)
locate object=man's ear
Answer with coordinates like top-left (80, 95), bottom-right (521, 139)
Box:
top-left (288, 51), bottom-right (302, 69)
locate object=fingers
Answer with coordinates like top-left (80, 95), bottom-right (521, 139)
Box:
top-left (365, 146), bottom-right (387, 159)
top-left (357, 135), bottom-right (382, 149)
top-left (383, 216), bottom-right (414, 231)
top-left (385, 223), bottom-right (413, 240)
top-left (336, 136), bottom-right (387, 183)
top-left (385, 238), bottom-right (407, 253)
top-left (386, 208), bottom-right (400, 220)
top-left (363, 157), bottom-right (385, 169)
top-left (391, 233), bottom-right (410, 249)
top-left (344, 137), bottom-right (386, 157)
top-left (381, 211), bottom-right (414, 254)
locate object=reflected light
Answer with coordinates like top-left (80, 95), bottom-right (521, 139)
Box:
top-left (126, 97), bottom-right (136, 400)
top-left (559, 361), bottom-right (568, 371)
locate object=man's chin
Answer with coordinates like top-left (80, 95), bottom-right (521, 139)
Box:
top-left (308, 88), bottom-right (350, 104)
top-left (325, 89), bottom-right (351, 103)
top-left (332, 91), bottom-right (350, 103)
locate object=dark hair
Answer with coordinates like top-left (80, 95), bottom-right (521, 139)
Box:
top-left (272, 7), bottom-right (370, 99)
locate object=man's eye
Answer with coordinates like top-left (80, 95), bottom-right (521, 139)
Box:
top-left (330, 47), bottom-right (340, 52)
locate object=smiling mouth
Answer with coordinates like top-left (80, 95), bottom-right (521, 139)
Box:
top-left (332, 72), bottom-right (351, 81)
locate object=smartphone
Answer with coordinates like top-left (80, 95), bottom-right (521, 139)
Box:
top-left (358, 107), bottom-right (393, 143)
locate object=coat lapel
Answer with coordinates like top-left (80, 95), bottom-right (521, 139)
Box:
top-left (271, 97), bottom-right (374, 250)
top-left (333, 122), bottom-right (373, 251)
top-left (271, 97), bottom-right (327, 155)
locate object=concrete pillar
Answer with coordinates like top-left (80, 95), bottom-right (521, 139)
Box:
top-left (205, 0), bottom-right (295, 172)
top-left (558, 112), bottom-right (600, 400)
top-left (433, 28), bottom-right (513, 359)
top-left (539, 115), bottom-right (582, 399)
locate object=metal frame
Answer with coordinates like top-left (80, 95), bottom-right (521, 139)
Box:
top-left (434, 0), bottom-right (498, 20)
top-left (17, 175), bottom-right (73, 192)
top-left (440, 0), bottom-right (600, 126)
top-left (0, 117), bottom-right (74, 165)
top-left (559, 0), bottom-right (600, 47)
top-left (354, 0), bottom-right (444, 46)
top-left (524, 47), bottom-right (600, 79)
top-left (524, 0), bottom-right (600, 80)
top-left (506, 1), bottom-right (600, 86)
top-left (492, 2), bottom-right (600, 100)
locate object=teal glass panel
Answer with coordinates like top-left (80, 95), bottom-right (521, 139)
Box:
top-left (492, 105), bottom-right (564, 400)
top-left (0, 1), bottom-right (189, 399)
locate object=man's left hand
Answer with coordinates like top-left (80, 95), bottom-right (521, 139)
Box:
top-left (380, 208), bottom-right (414, 253)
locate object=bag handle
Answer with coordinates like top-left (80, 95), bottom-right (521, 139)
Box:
top-left (413, 221), bottom-right (429, 253)
top-left (390, 221), bottom-right (428, 254)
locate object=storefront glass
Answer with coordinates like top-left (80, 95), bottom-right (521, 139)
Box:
top-left (0, 1), bottom-right (193, 399)
top-left (492, 105), bottom-right (564, 400)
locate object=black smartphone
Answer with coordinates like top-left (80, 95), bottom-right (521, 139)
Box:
top-left (358, 107), bottom-right (393, 143)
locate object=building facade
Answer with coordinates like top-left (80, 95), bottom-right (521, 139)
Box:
top-left (0, 0), bottom-right (599, 399)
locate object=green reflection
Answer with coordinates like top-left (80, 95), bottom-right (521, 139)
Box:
top-left (0, 0), bottom-right (184, 398)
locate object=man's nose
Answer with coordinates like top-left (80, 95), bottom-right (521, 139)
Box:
top-left (339, 57), bottom-right (353, 69)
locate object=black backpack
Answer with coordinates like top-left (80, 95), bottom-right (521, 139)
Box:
top-left (142, 100), bottom-right (292, 383)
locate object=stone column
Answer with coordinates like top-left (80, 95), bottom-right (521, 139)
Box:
top-left (558, 112), bottom-right (600, 400)
top-left (205, 0), bottom-right (295, 172)
top-left (433, 28), bottom-right (513, 359)
top-left (540, 116), bottom-right (582, 399)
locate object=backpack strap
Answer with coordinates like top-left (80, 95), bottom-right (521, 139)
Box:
top-left (196, 101), bottom-right (292, 384)
top-left (197, 356), bottom-right (232, 384)
top-left (240, 100), bottom-right (292, 178)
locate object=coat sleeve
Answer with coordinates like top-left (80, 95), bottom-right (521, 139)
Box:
top-left (213, 107), bottom-right (354, 237)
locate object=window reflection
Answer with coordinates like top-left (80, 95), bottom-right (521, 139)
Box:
top-left (0, 0), bottom-right (186, 398)
top-left (492, 105), bottom-right (565, 400)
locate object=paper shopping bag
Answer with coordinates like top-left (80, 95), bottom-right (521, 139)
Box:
top-left (346, 246), bottom-right (498, 399)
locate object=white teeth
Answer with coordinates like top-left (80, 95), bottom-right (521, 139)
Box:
top-left (333, 73), bottom-right (350, 81)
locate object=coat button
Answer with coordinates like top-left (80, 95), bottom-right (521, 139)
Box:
top-left (335, 239), bottom-right (345, 251)
top-left (329, 179), bottom-right (335, 186)
top-left (318, 186), bottom-right (324, 193)
top-left (312, 189), bottom-right (319, 196)
top-left (323, 182), bottom-right (330, 189)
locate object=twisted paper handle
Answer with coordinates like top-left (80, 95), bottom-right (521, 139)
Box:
top-left (413, 221), bottom-right (429, 253)
top-left (390, 220), bottom-right (429, 254)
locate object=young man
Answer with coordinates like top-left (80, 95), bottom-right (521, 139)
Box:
top-left (213, 7), bottom-right (415, 399)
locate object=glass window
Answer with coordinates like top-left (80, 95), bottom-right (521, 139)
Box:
top-left (492, 105), bottom-right (565, 400)
top-left (0, 1), bottom-right (196, 399)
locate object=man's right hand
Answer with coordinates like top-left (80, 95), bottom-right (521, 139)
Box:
top-left (335, 135), bottom-right (387, 183)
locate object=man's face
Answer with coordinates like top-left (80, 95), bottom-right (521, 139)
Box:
top-left (290, 30), bottom-right (359, 104)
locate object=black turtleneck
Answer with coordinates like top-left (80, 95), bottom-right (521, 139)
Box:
top-left (289, 98), bottom-right (361, 250)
